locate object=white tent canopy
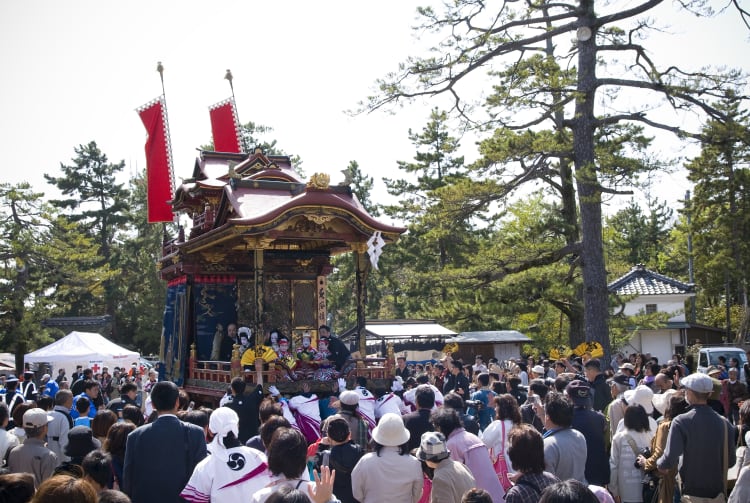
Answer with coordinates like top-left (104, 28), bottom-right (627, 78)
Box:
top-left (25, 331), bottom-right (139, 376)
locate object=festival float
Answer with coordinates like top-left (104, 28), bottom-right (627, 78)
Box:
top-left (139, 88), bottom-right (405, 404)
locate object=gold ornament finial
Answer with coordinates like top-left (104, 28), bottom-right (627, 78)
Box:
top-left (306, 173), bottom-right (330, 190)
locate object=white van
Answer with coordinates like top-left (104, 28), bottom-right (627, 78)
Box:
top-left (696, 346), bottom-right (748, 375)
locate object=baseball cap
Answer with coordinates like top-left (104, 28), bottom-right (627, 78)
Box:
top-left (618, 363), bottom-right (635, 371)
top-left (416, 431), bottom-right (450, 461)
top-left (607, 372), bottom-right (630, 386)
top-left (681, 373), bottom-right (714, 393)
top-left (23, 408), bottom-right (54, 428)
top-left (565, 380), bottom-right (592, 406)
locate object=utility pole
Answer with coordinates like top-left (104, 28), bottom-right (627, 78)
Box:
top-left (685, 191), bottom-right (696, 323)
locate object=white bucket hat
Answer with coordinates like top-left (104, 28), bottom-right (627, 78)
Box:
top-left (624, 385), bottom-right (654, 415)
top-left (371, 412), bottom-right (410, 447)
top-left (651, 389), bottom-right (677, 415)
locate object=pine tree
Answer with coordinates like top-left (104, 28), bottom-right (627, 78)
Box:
top-left (44, 141), bottom-right (130, 338)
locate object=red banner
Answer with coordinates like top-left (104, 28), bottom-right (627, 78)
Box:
top-left (137, 97), bottom-right (175, 223)
top-left (209, 98), bottom-right (242, 153)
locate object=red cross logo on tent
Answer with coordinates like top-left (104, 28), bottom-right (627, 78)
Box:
top-left (90, 363), bottom-right (101, 373)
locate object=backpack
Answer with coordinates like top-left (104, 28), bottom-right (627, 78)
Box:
top-left (56, 408), bottom-right (74, 429)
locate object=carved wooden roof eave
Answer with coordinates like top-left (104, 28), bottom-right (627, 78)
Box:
top-left (178, 207), bottom-right (403, 256)
top-left (226, 186), bottom-right (406, 235)
top-left (171, 186), bottom-right (222, 215)
top-left (229, 204), bottom-right (405, 242)
top-left (228, 148), bottom-right (297, 179)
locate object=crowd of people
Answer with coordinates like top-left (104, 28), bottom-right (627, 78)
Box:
top-left (0, 343), bottom-right (746, 503)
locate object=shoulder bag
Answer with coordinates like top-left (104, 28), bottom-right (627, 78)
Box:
top-left (491, 420), bottom-right (514, 492)
top-left (626, 435), bottom-right (660, 503)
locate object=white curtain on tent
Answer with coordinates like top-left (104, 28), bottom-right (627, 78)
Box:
top-left (25, 331), bottom-right (140, 376)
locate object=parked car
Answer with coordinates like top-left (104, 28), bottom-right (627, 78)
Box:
top-left (696, 346), bottom-right (748, 374)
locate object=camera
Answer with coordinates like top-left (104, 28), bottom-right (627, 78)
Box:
top-left (465, 399), bottom-right (483, 410)
top-left (634, 447), bottom-right (651, 468)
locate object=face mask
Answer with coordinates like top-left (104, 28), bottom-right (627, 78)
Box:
top-left (303, 339), bottom-right (310, 348)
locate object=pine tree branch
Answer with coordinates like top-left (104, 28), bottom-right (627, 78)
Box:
top-left (478, 241), bottom-right (581, 285)
top-left (596, 77), bottom-right (738, 121)
top-left (595, 0), bottom-right (666, 28)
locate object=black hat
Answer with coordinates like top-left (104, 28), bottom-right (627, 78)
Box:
top-left (607, 372), bottom-right (630, 387)
top-left (64, 426), bottom-right (101, 458)
top-left (565, 380), bottom-right (592, 406)
top-left (5, 374), bottom-right (19, 384)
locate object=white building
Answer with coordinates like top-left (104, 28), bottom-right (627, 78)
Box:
top-left (608, 264), bottom-right (704, 363)
top-left (445, 330), bottom-right (532, 364)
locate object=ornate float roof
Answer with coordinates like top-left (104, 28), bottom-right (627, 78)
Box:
top-left (166, 148), bottom-right (405, 260)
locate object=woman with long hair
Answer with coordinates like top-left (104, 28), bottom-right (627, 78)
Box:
top-left (638, 391), bottom-right (690, 503)
top-left (102, 421), bottom-right (135, 490)
top-left (481, 393), bottom-right (523, 480)
top-left (610, 405), bottom-right (655, 503)
top-left (91, 410), bottom-right (118, 445)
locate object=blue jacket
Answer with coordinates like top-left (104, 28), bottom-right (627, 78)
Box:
top-left (71, 393), bottom-right (96, 419)
top-left (571, 406), bottom-right (610, 486)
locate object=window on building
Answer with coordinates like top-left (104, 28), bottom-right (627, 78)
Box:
top-left (645, 304), bottom-right (657, 314)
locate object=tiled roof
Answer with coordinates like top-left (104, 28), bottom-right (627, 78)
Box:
top-left (607, 264), bottom-right (695, 296)
top-left (447, 330), bottom-right (531, 343)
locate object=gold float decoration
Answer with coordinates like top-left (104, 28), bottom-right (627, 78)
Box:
top-left (306, 173), bottom-right (330, 190)
top-left (306, 214), bottom-right (334, 225)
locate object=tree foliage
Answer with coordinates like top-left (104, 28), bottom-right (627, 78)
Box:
top-left (360, 0), bottom-right (747, 360)
top-left (605, 197), bottom-right (673, 271)
top-left (112, 172), bottom-right (170, 354)
top-left (327, 161), bottom-right (386, 332)
top-left (685, 97), bottom-right (750, 341)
